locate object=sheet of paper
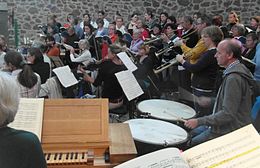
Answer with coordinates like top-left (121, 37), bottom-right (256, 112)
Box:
top-left (8, 98), bottom-right (44, 141)
top-left (53, 65), bottom-right (78, 88)
top-left (182, 124), bottom-right (260, 168)
top-left (115, 70), bottom-right (143, 101)
top-left (117, 52), bottom-right (138, 72)
top-left (115, 148), bottom-right (190, 168)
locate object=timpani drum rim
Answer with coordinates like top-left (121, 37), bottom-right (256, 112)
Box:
top-left (137, 99), bottom-right (196, 121)
top-left (125, 119), bottom-right (188, 146)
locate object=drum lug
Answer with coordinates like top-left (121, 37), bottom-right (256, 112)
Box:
top-left (139, 112), bottom-right (151, 118)
top-left (164, 140), bottom-right (169, 147)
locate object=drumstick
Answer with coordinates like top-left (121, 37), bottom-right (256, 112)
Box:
top-left (171, 115), bottom-right (187, 123)
top-left (162, 111), bottom-right (187, 123)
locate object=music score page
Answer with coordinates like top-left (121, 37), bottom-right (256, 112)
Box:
top-left (115, 70), bottom-right (143, 101)
top-left (182, 124), bottom-right (260, 168)
top-left (117, 52), bottom-right (138, 72)
top-left (8, 98), bottom-right (44, 141)
top-left (115, 148), bottom-right (189, 168)
top-left (53, 65), bottom-right (78, 88)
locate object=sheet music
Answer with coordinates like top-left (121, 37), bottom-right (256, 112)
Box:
top-left (182, 124), bottom-right (260, 168)
top-left (115, 148), bottom-right (190, 168)
top-left (117, 52), bottom-right (138, 72)
top-left (53, 65), bottom-right (78, 88)
top-left (8, 98), bottom-right (44, 141)
top-left (115, 70), bottom-right (143, 101)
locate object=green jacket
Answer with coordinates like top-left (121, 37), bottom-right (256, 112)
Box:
top-left (0, 127), bottom-right (46, 168)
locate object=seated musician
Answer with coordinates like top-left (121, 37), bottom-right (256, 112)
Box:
top-left (69, 39), bottom-right (94, 66)
top-left (176, 26), bottom-right (223, 117)
top-left (81, 44), bottom-right (127, 109)
top-left (45, 35), bottom-right (60, 57)
top-left (4, 51), bottom-right (41, 98)
top-left (133, 45), bottom-right (158, 91)
top-left (184, 39), bottom-right (253, 147)
top-left (0, 72), bottom-right (46, 168)
top-left (27, 47), bottom-right (51, 84)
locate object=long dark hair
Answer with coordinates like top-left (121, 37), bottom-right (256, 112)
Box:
top-left (28, 47), bottom-right (44, 64)
top-left (4, 51), bottom-right (38, 88)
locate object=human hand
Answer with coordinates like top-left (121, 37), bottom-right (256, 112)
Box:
top-left (184, 119), bottom-right (198, 129)
top-left (174, 39), bottom-right (183, 47)
top-left (176, 54), bottom-right (185, 64)
top-left (71, 47), bottom-right (75, 54)
top-left (161, 33), bottom-right (169, 43)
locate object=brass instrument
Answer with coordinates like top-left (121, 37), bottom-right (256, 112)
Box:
top-left (125, 49), bottom-right (138, 64)
top-left (181, 29), bottom-right (198, 40)
top-left (155, 44), bottom-right (176, 57)
top-left (143, 37), bottom-right (161, 45)
top-left (153, 58), bottom-right (179, 74)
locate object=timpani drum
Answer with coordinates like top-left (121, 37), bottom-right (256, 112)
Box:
top-left (125, 119), bottom-right (188, 155)
top-left (137, 99), bottom-right (196, 123)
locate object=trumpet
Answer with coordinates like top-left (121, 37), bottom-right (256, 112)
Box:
top-left (143, 37), bottom-right (161, 45)
top-left (155, 44), bottom-right (178, 57)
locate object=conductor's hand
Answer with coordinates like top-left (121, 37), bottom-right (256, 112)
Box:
top-left (185, 119), bottom-right (198, 129)
top-left (176, 54), bottom-right (185, 64)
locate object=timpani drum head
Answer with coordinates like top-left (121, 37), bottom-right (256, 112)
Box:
top-left (125, 119), bottom-right (188, 146)
top-left (137, 99), bottom-right (196, 121)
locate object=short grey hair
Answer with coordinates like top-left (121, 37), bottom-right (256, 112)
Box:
top-left (78, 39), bottom-right (90, 50)
top-left (0, 72), bottom-right (20, 126)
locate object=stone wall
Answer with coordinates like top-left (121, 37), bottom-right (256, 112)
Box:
top-left (0, 0), bottom-right (259, 47)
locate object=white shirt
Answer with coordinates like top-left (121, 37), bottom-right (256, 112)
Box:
top-left (70, 49), bottom-right (93, 66)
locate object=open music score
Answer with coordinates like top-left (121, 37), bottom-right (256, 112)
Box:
top-left (182, 124), bottom-right (260, 168)
top-left (52, 65), bottom-right (78, 88)
top-left (8, 98), bottom-right (44, 141)
top-left (115, 70), bottom-right (144, 101)
top-left (116, 124), bottom-right (260, 168)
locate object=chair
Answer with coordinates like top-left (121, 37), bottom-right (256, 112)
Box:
top-left (39, 76), bottom-right (63, 99)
